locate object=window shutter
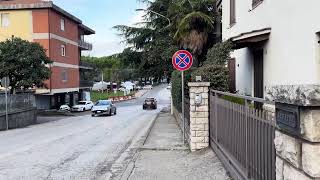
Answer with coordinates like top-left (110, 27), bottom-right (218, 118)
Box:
top-left (1, 14), bottom-right (9, 27)
top-left (230, 0), bottom-right (236, 25)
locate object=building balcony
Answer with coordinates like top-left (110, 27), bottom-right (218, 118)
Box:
top-left (80, 80), bottom-right (93, 89)
top-left (79, 40), bottom-right (93, 51)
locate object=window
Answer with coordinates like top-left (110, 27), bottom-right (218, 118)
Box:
top-left (230, 0), bottom-right (236, 26)
top-left (1, 13), bottom-right (9, 27)
top-left (60, 18), bottom-right (65, 31)
top-left (61, 44), bottom-right (66, 57)
top-left (61, 70), bottom-right (68, 82)
top-left (252, 0), bottom-right (263, 8)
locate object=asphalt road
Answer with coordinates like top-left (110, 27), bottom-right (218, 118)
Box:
top-left (0, 85), bottom-right (171, 180)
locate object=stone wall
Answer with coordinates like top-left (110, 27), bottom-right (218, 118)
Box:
top-left (271, 85), bottom-right (320, 180)
top-left (0, 108), bottom-right (37, 131)
top-left (188, 82), bottom-right (210, 152)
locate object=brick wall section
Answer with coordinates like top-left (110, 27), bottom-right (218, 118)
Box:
top-left (32, 8), bottom-right (81, 91)
top-left (188, 82), bottom-right (210, 152)
top-left (50, 67), bottom-right (79, 89)
top-left (50, 39), bottom-right (79, 65)
top-left (49, 10), bottom-right (79, 42)
top-left (32, 9), bottom-right (49, 33)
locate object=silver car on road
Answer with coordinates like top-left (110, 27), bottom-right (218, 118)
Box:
top-left (91, 100), bottom-right (117, 117)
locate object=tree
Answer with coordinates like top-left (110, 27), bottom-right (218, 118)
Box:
top-left (172, 0), bottom-right (216, 67)
top-left (0, 37), bottom-right (52, 93)
top-left (191, 41), bottom-right (233, 91)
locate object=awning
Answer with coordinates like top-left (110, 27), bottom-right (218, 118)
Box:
top-left (230, 28), bottom-right (271, 49)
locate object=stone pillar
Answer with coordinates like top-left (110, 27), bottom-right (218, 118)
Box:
top-left (188, 82), bottom-right (210, 152)
top-left (267, 85), bottom-right (320, 180)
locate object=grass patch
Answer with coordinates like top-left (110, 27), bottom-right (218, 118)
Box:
top-left (222, 95), bottom-right (245, 105)
top-left (91, 91), bottom-right (134, 102)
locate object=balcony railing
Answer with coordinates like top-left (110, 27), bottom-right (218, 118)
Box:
top-left (80, 80), bottom-right (94, 89)
top-left (79, 40), bottom-right (93, 50)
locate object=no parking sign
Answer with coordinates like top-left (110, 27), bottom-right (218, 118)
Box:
top-left (171, 50), bottom-right (193, 144)
top-left (172, 50), bottom-right (193, 71)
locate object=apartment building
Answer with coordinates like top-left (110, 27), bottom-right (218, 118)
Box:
top-left (0, 0), bottom-right (95, 109)
top-left (221, 0), bottom-right (320, 101)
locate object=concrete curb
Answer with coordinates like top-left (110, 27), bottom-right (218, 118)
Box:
top-left (118, 111), bottom-right (160, 180)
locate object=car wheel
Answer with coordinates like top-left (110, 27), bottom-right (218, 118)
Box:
top-left (91, 114), bottom-right (95, 117)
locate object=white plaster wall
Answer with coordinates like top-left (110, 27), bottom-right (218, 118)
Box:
top-left (232, 49), bottom-right (253, 96)
top-left (222, 0), bottom-right (320, 87)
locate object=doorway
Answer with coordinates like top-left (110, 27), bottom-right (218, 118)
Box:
top-left (228, 58), bottom-right (236, 93)
top-left (253, 50), bottom-right (264, 108)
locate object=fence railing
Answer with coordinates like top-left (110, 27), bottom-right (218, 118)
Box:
top-left (184, 97), bottom-right (190, 142)
top-left (210, 89), bottom-right (276, 180)
top-left (0, 93), bottom-right (36, 114)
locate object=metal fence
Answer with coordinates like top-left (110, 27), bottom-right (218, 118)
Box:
top-left (184, 97), bottom-right (190, 142)
top-left (210, 90), bottom-right (276, 180)
top-left (0, 93), bottom-right (36, 114)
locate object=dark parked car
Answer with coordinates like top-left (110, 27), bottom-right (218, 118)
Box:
top-left (91, 100), bottom-right (117, 117)
top-left (143, 98), bottom-right (157, 110)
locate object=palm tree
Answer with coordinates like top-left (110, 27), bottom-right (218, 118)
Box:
top-left (172, 0), bottom-right (216, 67)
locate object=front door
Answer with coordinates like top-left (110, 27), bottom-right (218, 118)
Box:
top-left (253, 50), bottom-right (264, 108)
top-left (228, 58), bottom-right (236, 93)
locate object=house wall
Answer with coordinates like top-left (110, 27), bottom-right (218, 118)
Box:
top-left (232, 49), bottom-right (253, 96)
top-left (49, 10), bottom-right (79, 42)
top-left (50, 66), bottom-right (79, 90)
top-left (222, 0), bottom-right (320, 96)
top-left (0, 10), bottom-right (33, 41)
top-left (32, 9), bottom-right (80, 92)
top-left (50, 38), bottom-right (79, 65)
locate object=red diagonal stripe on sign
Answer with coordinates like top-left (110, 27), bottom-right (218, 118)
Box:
top-left (177, 54), bottom-right (188, 66)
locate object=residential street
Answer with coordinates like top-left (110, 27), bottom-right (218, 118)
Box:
top-left (0, 85), bottom-right (170, 180)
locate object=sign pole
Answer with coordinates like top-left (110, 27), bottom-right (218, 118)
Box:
top-left (181, 71), bottom-right (185, 144)
top-left (172, 50), bottom-right (193, 145)
top-left (5, 78), bottom-right (8, 130)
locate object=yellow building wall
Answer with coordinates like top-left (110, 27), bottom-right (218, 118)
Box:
top-left (0, 10), bottom-right (33, 41)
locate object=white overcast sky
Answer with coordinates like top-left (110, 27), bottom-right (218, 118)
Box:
top-left (52, 0), bottom-right (146, 57)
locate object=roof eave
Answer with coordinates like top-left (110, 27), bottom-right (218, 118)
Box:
top-left (79, 24), bottom-right (95, 35)
top-left (0, 1), bottom-right (82, 24)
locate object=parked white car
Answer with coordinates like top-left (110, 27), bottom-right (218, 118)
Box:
top-left (118, 87), bottom-right (126, 92)
top-left (166, 84), bottom-right (172, 90)
top-left (71, 101), bottom-right (94, 112)
top-left (143, 85), bottom-right (153, 90)
top-left (59, 104), bottom-right (70, 112)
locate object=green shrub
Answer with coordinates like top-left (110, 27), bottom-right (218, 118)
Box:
top-left (192, 64), bottom-right (229, 91)
top-left (206, 40), bottom-right (233, 65)
top-left (171, 70), bottom-right (182, 112)
top-left (171, 69), bottom-right (194, 112)
top-left (222, 95), bottom-right (245, 105)
top-left (191, 41), bottom-right (232, 92)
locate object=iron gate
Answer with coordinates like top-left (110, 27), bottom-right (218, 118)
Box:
top-left (210, 90), bottom-right (276, 180)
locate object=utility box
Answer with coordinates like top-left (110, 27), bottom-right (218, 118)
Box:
top-left (275, 103), bottom-right (301, 136)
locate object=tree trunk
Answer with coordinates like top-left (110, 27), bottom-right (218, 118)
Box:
top-left (192, 55), bottom-right (200, 67)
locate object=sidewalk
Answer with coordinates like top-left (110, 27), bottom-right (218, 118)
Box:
top-left (123, 110), bottom-right (230, 180)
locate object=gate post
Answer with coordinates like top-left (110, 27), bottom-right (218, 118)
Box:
top-left (188, 82), bottom-right (210, 152)
top-left (267, 85), bottom-right (320, 180)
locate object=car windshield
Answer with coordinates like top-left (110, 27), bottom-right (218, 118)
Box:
top-left (95, 101), bottom-right (111, 106)
top-left (78, 102), bottom-right (86, 105)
